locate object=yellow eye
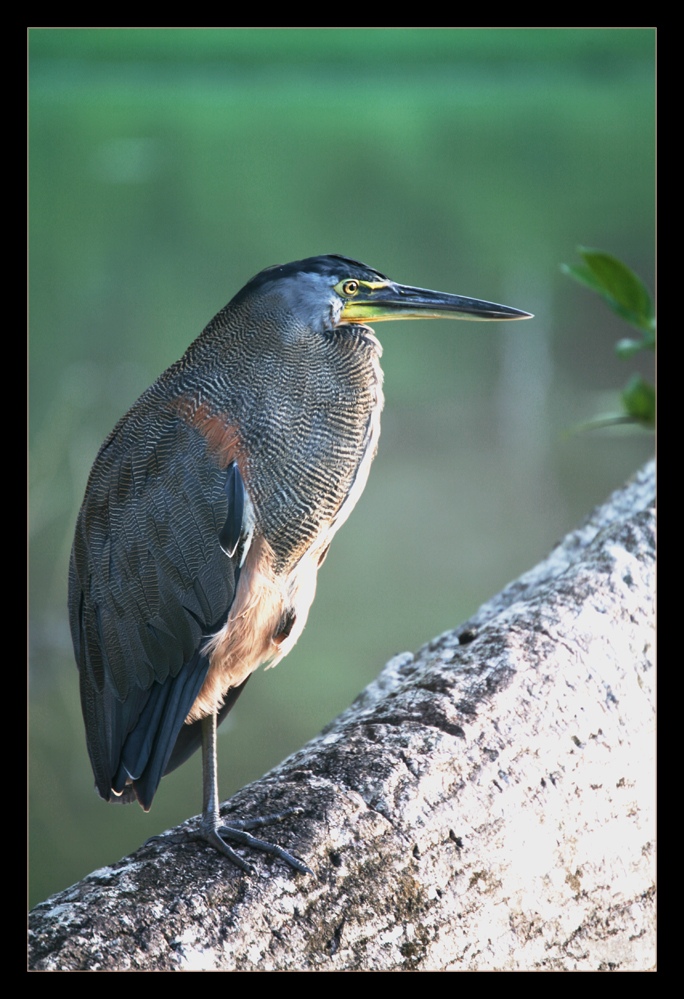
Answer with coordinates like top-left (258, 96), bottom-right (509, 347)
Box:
top-left (342, 279), bottom-right (359, 296)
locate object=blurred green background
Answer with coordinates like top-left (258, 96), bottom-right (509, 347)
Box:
top-left (29, 28), bottom-right (654, 908)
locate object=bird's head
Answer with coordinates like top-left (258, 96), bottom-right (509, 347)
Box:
top-left (231, 255), bottom-right (532, 338)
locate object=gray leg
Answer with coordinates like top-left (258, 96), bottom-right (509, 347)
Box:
top-left (197, 713), bottom-right (312, 876)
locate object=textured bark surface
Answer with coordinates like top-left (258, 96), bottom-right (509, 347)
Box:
top-left (29, 462), bottom-right (655, 971)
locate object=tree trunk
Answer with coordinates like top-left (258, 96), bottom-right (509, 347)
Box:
top-left (29, 461), bottom-right (655, 971)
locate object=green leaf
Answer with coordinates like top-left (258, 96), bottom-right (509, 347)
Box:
top-left (621, 374), bottom-right (655, 426)
top-left (562, 247), bottom-right (655, 435)
top-left (560, 262), bottom-right (606, 295)
top-left (577, 247), bottom-right (655, 333)
top-left (571, 413), bottom-right (649, 434)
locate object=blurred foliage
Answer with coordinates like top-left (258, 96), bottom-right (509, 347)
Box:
top-left (563, 248), bottom-right (655, 429)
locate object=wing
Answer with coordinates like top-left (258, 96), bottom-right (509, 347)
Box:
top-left (69, 401), bottom-right (249, 810)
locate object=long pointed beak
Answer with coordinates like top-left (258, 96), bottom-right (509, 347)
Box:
top-left (341, 281), bottom-right (533, 323)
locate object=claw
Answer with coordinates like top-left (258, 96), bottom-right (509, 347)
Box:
top-left (197, 808), bottom-right (313, 875)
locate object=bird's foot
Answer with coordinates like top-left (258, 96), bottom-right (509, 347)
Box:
top-left (196, 807), bottom-right (313, 876)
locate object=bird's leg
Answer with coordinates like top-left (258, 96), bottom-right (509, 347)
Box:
top-left (197, 713), bottom-right (312, 875)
